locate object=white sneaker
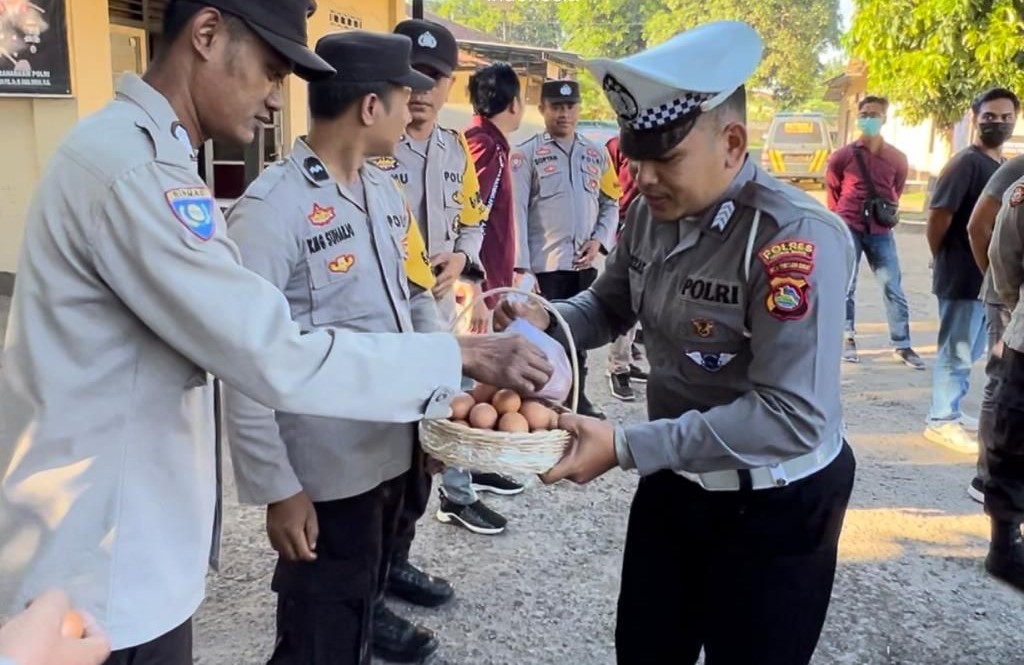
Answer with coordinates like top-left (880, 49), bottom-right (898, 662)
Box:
top-left (959, 414), bottom-right (980, 432)
top-left (923, 422), bottom-right (979, 455)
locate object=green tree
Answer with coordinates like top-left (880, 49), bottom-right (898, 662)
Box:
top-left (558, 0), bottom-right (662, 119)
top-left (846, 0), bottom-right (1024, 128)
top-left (431, 0), bottom-right (562, 48)
top-left (643, 0), bottom-right (841, 107)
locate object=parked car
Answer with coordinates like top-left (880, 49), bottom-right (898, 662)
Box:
top-left (761, 112), bottom-right (834, 185)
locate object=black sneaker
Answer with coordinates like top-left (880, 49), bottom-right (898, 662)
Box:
top-left (969, 477), bottom-right (985, 505)
top-left (387, 558), bottom-right (454, 608)
top-left (609, 371), bottom-right (635, 401)
top-left (628, 364), bottom-right (648, 384)
top-left (895, 347), bottom-right (926, 370)
top-left (372, 603), bottom-right (439, 663)
top-left (436, 495), bottom-right (507, 535)
top-left (471, 472), bottom-right (524, 495)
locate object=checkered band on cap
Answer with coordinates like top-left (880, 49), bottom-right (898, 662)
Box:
top-left (627, 91), bottom-right (717, 130)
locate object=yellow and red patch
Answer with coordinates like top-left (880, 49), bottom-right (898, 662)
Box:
top-left (308, 203), bottom-right (336, 227)
top-left (328, 254), bottom-right (356, 273)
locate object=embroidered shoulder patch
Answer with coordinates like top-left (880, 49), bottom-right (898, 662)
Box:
top-left (1011, 184), bottom-right (1024, 208)
top-left (511, 153), bottom-right (525, 172)
top-left (165, 187), bottom-right (216, 241)
top-left (765, 275), bottom-right (810, 321)
top-left (759, 239), bottom-right (816, 277)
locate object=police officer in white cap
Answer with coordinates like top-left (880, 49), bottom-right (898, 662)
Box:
top-left (496, 21), bottom-right (857, 664)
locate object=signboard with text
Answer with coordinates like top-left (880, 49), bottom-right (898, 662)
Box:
top-left (0, 0), bottom-right (71, 96)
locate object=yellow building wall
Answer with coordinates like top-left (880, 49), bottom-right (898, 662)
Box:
top-left (0, 0), bottom-right (114, 274)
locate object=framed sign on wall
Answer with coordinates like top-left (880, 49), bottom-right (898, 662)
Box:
top-left (0, 0), bottom-right (71, 96)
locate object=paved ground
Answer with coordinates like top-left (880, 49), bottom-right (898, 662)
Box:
top-left (2, 225), bottom-right (1022, 663)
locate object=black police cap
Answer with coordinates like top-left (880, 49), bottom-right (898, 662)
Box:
top-left (201, 0), bottom-right (334, 81)
top-left (542, 80), bottom-right (581, 103)
top-left (394, 19), bottom-right (458, 78)
top-left (315, 31), bottom-right (434, 91)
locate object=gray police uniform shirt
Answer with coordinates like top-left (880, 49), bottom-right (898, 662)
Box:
top-left (553, 158), bottom-right (856, 474)
top-left (981, 155), bottom-right (1024, 305)
top-left (511, 132), bottom-right (621, 273)
top-left (371, 125), bottom-right (487, 325)
top-left (0, 74), bottom-right (461, 650)
top-left (223, 139), bottom-right (444, 505)
top-left (989, 175), bottom-right (1024, 353)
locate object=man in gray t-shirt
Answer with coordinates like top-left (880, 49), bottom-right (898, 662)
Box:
top-left (966, 154), bottom-right (1024, 504)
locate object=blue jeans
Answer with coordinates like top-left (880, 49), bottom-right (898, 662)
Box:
top-left (845, 230), bottom-right (912, 349)
top-left (928, 298), bottom-right (987, 423)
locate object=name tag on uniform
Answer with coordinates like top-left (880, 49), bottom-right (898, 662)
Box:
top-left (680, 277), bottom-right (741, 306)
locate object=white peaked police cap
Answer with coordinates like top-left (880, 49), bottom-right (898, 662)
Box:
top-left (585, 20), bottom-right (764, 159)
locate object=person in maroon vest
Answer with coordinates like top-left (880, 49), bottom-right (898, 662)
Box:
top-left (464, 63), bottom-right (524, 310)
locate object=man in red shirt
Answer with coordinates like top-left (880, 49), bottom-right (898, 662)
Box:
top-left (605, 135), bottom-right (648, 402)
top-left (825, 95), bottom-right (924, 369)
top-left (464, 63), bottom-right (524, 310)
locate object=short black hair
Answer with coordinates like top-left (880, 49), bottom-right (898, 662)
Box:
top-left (309, 80), bottom-right (398, 121)
top-left (972, 87), bottom-right (1021, 115)
top-left (469, 63), bottom-right (520, 118)
top-left (709, 86), bottom-right (747, 125)
top-left (859, 95), bottom-right (889, 112)
top-left (161, 1), bottom-right (248, 46)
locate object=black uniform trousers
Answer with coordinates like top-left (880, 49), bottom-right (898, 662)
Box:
top-left (391, 443), bottom-right (432, 564)
top-left (615, 442), bottom-right (856, 665)
top-left (102, 619), bottom-right (192, 665)
top-left (536, 269), bottom-right (599, 395)
top-left (986, 347), bottom-right (1024, 522)
top-left (267, 474), bottom-right (406, 665)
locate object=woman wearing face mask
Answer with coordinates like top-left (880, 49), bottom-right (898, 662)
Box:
top-left (923, 87), bottom-right (1022, 455)
top-left (825, 95), bottom-right (923, 369)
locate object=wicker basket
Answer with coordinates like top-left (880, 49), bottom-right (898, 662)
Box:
top-left (418, 286), bottom-right (578, 475)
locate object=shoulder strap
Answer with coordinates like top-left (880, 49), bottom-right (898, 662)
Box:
top-left (851, 147), bottom-right (881, 200)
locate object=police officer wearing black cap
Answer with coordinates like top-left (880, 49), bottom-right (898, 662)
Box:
top-left (0, 0), bottom-right (554, 662)
top-left (511, 79), bottom-right (621, 419)
top-left (224, 29), bottom-right (451, 665)
top-left (497, 21), bottom-right (857, 664)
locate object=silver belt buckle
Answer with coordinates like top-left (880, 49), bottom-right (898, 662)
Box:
top-left (768, 463), bottom-right (789, 488)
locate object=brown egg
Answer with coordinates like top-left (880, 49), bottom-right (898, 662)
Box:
top-left (471, 383), bottom-right (498, 404)
top-left (61, 610), bottom-right (85, 639)
top-left (468, 403), bottom-right (499, 430)
top-left (498, 412), bottom-right (530, 433)
top-left (491, 389), bottom-right (522, 415)
top-left (520, 400), bottom-right (552, 431)
top-left (449, 393), bottom-right (475, 421)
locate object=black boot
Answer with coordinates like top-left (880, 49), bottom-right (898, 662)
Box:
top-left (574, 365), bottom-right (605, 419)
top-left (372, 602), bottom-right (439, 663)
top-left (986, 520), bottom-right (1024, 592)
top-left (387, 557), bottom-right (454, 607)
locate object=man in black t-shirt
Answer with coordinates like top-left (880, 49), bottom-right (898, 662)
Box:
top-left (924, 87), bottom-right (1021, 454)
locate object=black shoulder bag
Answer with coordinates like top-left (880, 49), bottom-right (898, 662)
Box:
top-left (852, 147), bottom-right (900, 229)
